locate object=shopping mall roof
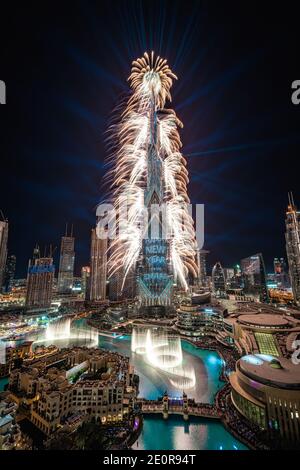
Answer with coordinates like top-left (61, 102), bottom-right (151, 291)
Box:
top-left (239, 354), bottom-right (300, 388)
top-left (238, 313), bottom-right (289, 328)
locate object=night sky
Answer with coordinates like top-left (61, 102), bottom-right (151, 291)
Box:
top-left (0, 1), bottom-right (299, 277)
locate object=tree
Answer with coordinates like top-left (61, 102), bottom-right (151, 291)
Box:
top-left (74, 420), bottom-right (106, 450)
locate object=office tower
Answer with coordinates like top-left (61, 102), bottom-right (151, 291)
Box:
top-left (89, 227), bottom-right (107, 302)
top-left (3, 254), bottom-right (16, 293)
top-left (0, 217), bottom-right (8, 289)
top-left (26, 251), bottom-right (55, 309)
top-left (196, 249), bottom-right (209, 287)
top-left (109, 266), bottom-right (136, 301)
top-left (273, 257), bottom-right (289, 288)
top-left (212, 261), bottom-right (226, 296)
top-left (107, 53), bottom-right (197, 311)
top-left (81, 266), bottom-right (90, 300)
top-left (57, 226), bottom-right (75, 294)
top-left (285, 192), bottom-right (300, 305)
top-left (240, 253), bottom-right (269, 302)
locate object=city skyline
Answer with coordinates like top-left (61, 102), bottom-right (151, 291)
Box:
top-left (1, 2), bottom-right (299, 277)
top-left (1, 2), bottom-right (300, 456)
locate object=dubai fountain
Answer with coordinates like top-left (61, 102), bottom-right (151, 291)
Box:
top-left (46, 317), bottom-right (72, 340)
top-left (131, 327), bottom-right (196, 390)
top-left (34, 316), bottom-right (99, 347)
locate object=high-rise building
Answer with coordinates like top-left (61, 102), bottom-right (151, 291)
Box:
top-left (89, 227), bottom-right (107, 302)
top-left (196, 249), bottom-right (209, 287)
top-left (0, 217), bottom-right (8, 289)
top-left (285, 192), bottom-right (300, 305)
top-left (108, 265), bottom-right (136, 301)
top-left (26, 252), bottom-right (55, 309)
top-left (3, 254), bottom-right (16, 293)
top-left (107, 53), bottom-right (197, 312)
top-left (241, 253), bottom-right (269, 302)
top-left (57, 227), bottom-right (75, 294)
top-left (212, 261), bottom-right (226, 296)
top-left (273, 257), bottom-right (289, 288)
top-left (81, 266), bottom-right (90, 300)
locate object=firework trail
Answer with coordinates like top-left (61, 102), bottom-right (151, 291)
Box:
top-left (107, 51), bottom-right (198, 291)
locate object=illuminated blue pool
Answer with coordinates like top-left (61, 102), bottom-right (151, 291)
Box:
top-left (132, 415), bottom-right (248, 450)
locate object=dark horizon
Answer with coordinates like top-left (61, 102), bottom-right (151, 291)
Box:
top-left (1, 1), bottom-right (299, 277)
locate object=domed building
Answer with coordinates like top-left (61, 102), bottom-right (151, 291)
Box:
top-left (230, 354), bottom-right (300, 444)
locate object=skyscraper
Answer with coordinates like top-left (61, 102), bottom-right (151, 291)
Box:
top-left (107, 53), bottom-right (197, 311)
top-left (273, 257), bottom-right (289, 288)
top-left (196, 249), bottom-right (209, 287)
top-left (89, 227), bottom-right (107, 302)
top-left (0, 217), bottom-right (8, 289)
top-left (3, 254), bottom-right (16, 293)
top-left (241, 253), bottom-right (269, 302)
top-left (57, 226), bottom-right (75, 294)
top-left (81, 266), bottom-right (90, 300)
top-left (212, 261), bottom-right (226, 296)
top-left (285, 192), bottom-right (300, 305)
top-left (26, 252), bottom-right (55, 309)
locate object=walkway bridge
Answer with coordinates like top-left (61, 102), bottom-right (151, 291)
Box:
top-left (137, 393), bottom-right (220, 421)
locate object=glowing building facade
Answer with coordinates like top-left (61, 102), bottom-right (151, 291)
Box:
top-left (241, 253), bottom-right (269, 302)
top-left (285, 192), bottom-right (300, 305)
top-left (137, 109), bottom-right (173, 306)
top-left (107, 52), bottom-right (198, 309)
top-left (89, 227), bottom-right (107, 302)
top-left (57, 229), bottom-right (75, 294)
top-left (26, 255), bottom-right (55, 309)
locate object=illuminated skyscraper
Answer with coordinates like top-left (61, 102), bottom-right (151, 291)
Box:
top-left (107, 53), bottom-right (197, 311)
top-left (57, 227), bottom-right (75, 294)
top-left (3, 254), bottom-right (16, 293)
top-left (137, 103), bottom-right (173, 308)
top-left (26, 252), bottom-right (55, 309)
top-left (196, 249), bottom-right (209, 287)
top-left (212, 261), bottom-right (226, 296)
top-left (241, 253), bottom-right (268, 302)
top-left (89, 227), bottom-right (107, 302)
top-left (81, 266), bottom-right (90, 300)
top-left (285, 192), bottom-right (300, 305)
top-left (0, 217), bottom-right (8, 289)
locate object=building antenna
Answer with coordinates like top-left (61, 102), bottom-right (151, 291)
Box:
top-left (71, 223), bottom-right (74, 238)
top-left (65, 222), bottom-right (68, 237)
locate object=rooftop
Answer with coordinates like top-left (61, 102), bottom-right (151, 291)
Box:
top-left (238, 313), bottom-right (289, 328)
top-left (239, 354), bottom-right (300, 388)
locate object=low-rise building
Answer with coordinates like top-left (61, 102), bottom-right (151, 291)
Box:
top-left (8, 347), bottom-right (136, 436)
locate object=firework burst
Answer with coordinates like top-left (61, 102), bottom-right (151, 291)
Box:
top-left (107, 52), bottom-right (198, 291)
